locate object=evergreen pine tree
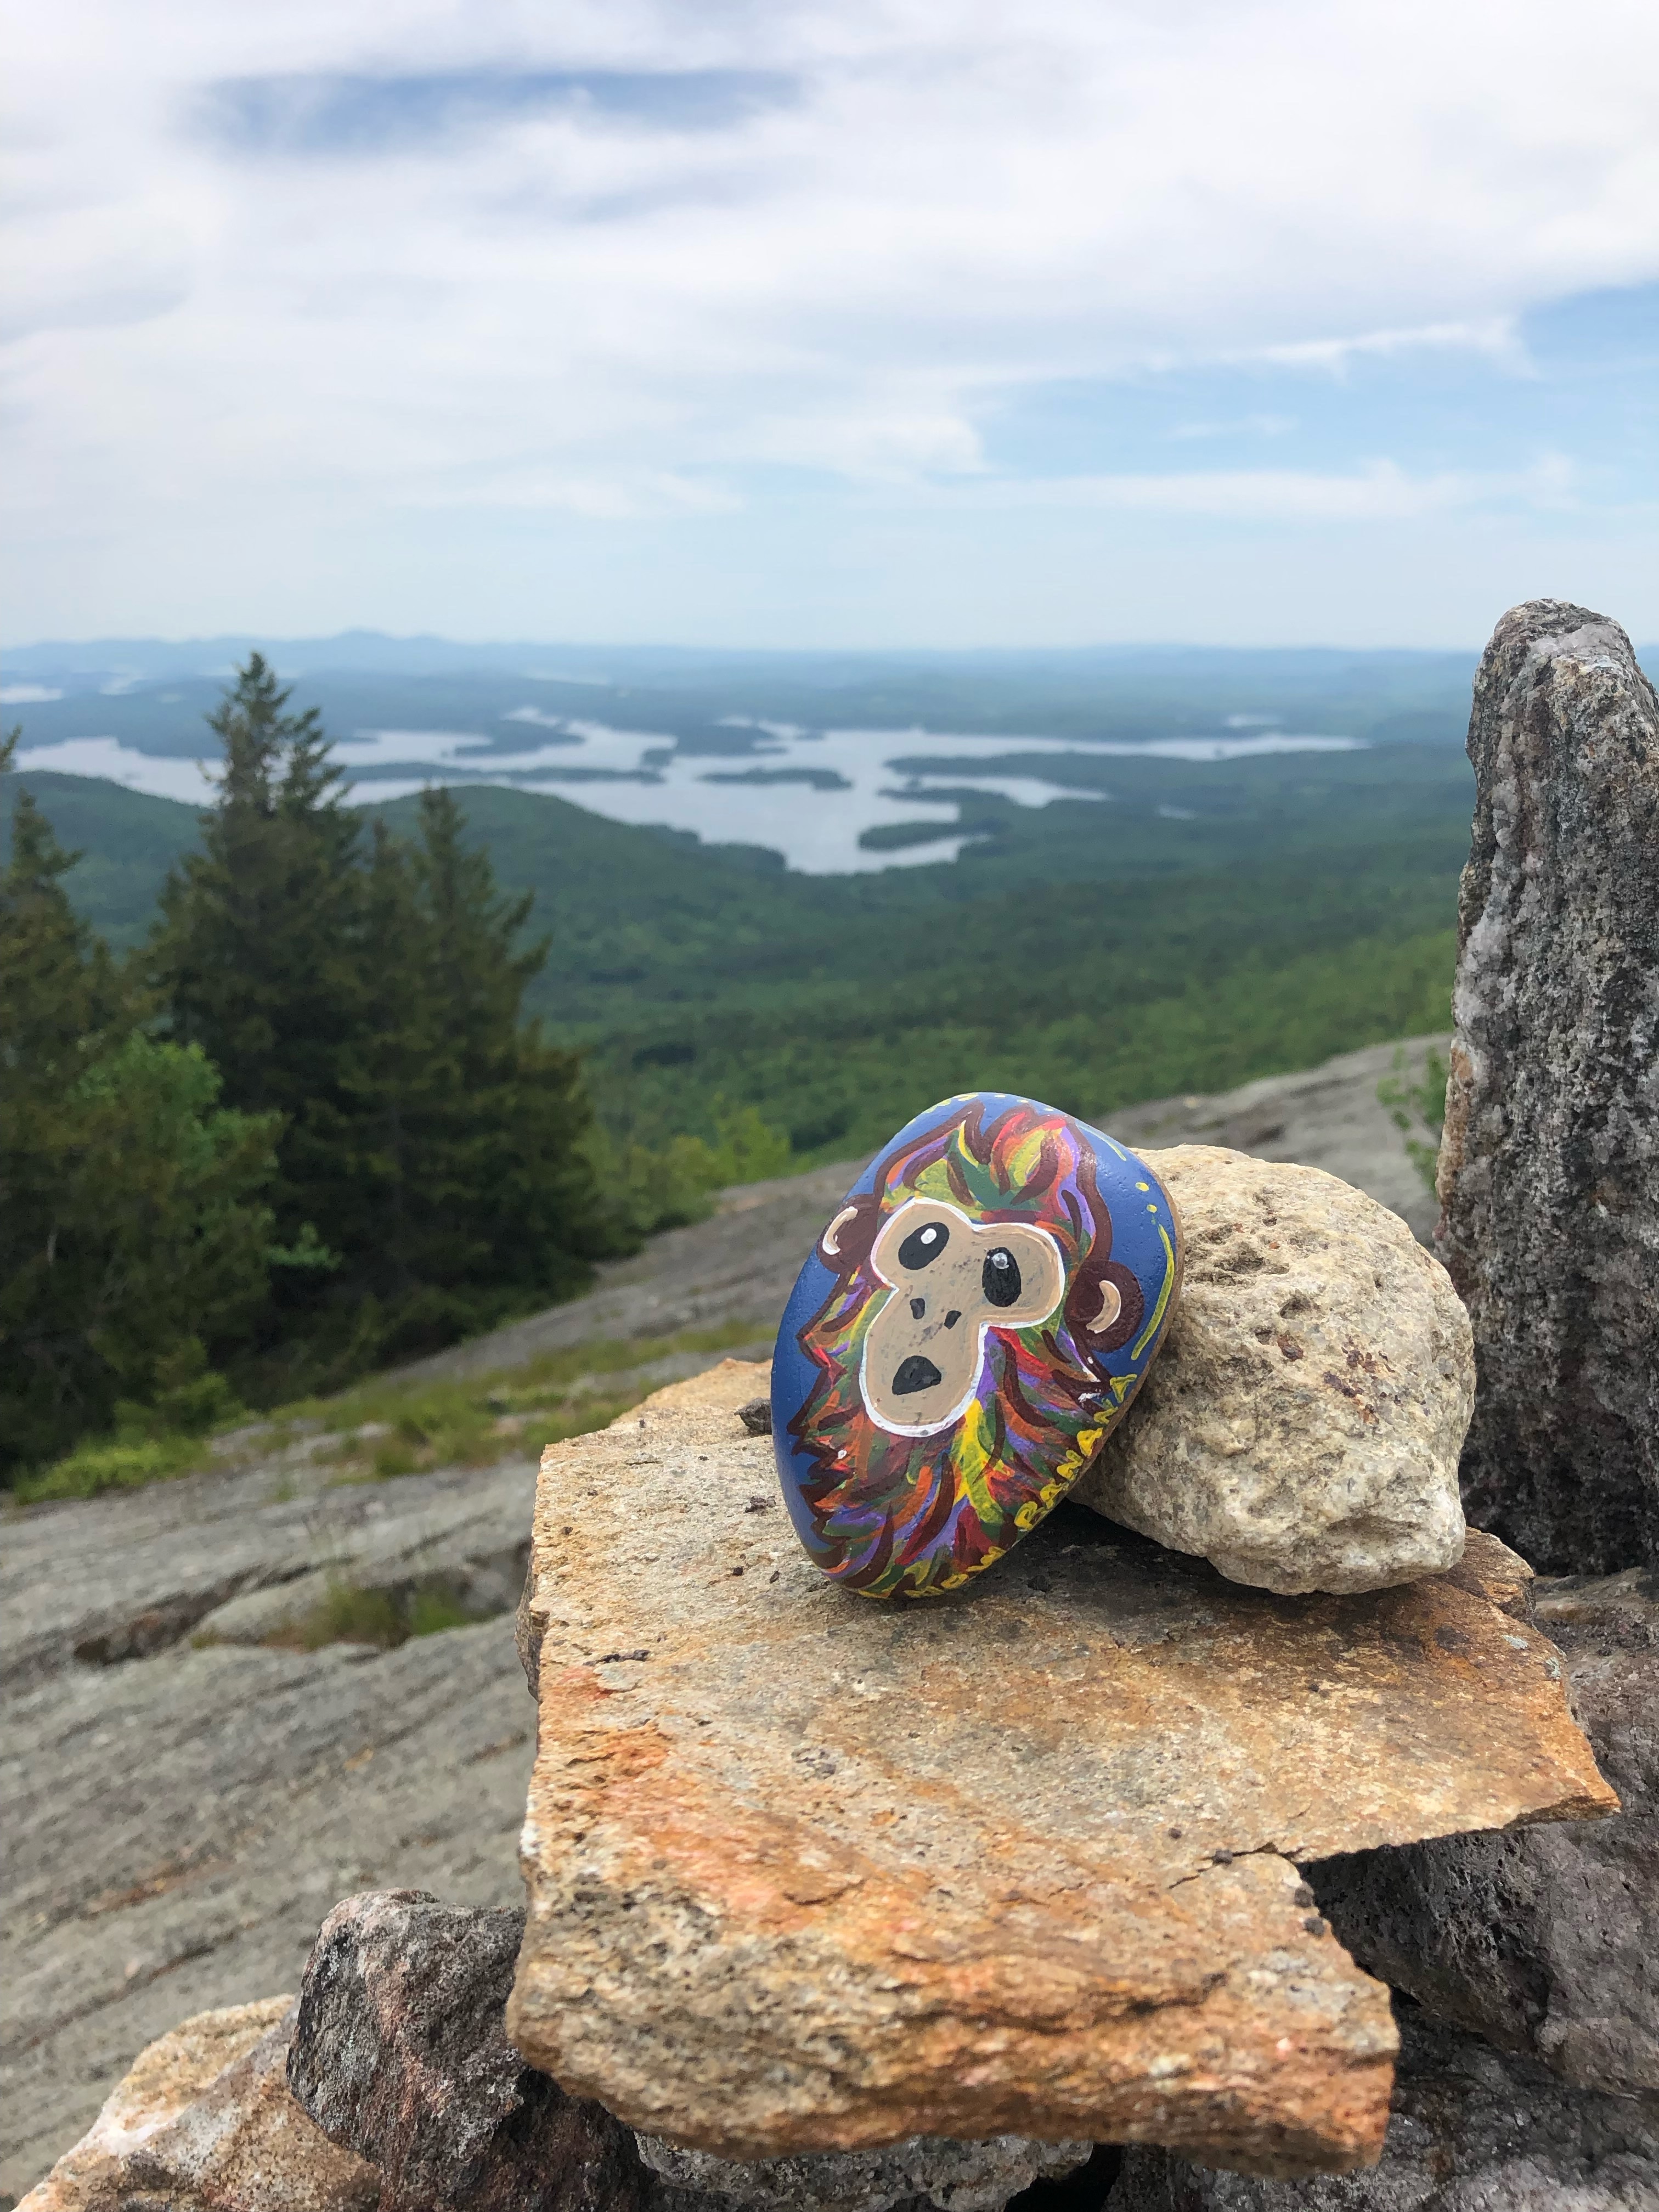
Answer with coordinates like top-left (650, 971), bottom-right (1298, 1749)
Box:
top-left (149, 655), bottom-right (365, 1268)
top-left (1, 736), bottom-right (278, 1472)
top-left (337, 789), bottom-right (603, 1354)
top-left (150, 666), bottom-right (611, 1380)
top-left (413, 784), bottom-right (603, 1309)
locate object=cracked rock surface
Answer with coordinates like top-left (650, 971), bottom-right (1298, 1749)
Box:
top-left (1306, 1563), bottom-right (1658, 2097)
top-left (0, 1618), bottom-right (537, 2202)
top-left (1103, 2008), bottom-right (1659, 2210)
top-left (0, 1444), bottom-right (541, 1694)
top-left (1437, 599), bottom-right (1659, 1576)
top-left (1073, 1147), bottom-right (1473, 1595)
top-left (510, 1361), bottom-right (1613, 2180)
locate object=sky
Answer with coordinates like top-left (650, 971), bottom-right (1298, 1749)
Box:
top-left (4, 0), bottom-right (1658, 649)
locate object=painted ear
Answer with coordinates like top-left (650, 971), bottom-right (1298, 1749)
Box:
top-left (975, 1222), bottom-right (1065, 1330)
top-left (819, 1192), bottom-right (880, 1273)
top-left (1069, 1259), bottom-right (1143, 1354)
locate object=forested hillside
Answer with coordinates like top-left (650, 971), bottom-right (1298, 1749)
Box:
top-left (21, 731), bottom-right (1470, 1160)
top-left (5, 658), bottom-right (1471, 1483)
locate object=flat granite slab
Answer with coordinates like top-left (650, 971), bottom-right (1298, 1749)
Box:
top-left (510, 1361), bottom-right (1616, 2181)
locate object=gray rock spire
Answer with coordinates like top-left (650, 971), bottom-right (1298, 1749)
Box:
top-left (1438, 599), bottom-right (1659, 1574)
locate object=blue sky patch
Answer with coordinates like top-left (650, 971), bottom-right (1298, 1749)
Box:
top-left (198, 68), bottom-right (799, 157)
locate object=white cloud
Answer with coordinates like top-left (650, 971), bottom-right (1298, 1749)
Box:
top-left (2, 0), bottom-right (1657, 637)
top-left (1242, 319), bottom-right (1536, 380)
top-left (956, 455), bottom-right (1578, 521)
top-left (1170, 415), bottom-right (1296, 442)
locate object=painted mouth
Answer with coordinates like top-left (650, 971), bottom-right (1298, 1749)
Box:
top-left (891, 1354), bottom-right (945, 1397)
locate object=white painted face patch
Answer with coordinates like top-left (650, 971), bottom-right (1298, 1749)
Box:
top-left (858, 1198), bottom-right (1064, 1437)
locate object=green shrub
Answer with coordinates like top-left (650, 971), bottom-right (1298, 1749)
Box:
top-left (407, 1586), bottom-right (476, 1638)
top-left (16, 1432), bottom-right (204, 1503)
top-left (301, 1316), bottom-right (767, 1484)
top-left (294, 1581), bottom-right (404, 1650)
top-left (283, 1577), bottom-right (486, 1650)
top-left (14, 1339), bottom-right (246, 1502)
top-left (14, 1315), bottom-right (769, 1506)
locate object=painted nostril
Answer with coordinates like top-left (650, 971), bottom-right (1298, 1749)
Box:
top-left (944, 1309), bottom-right (961, 1329)
top-left (910, 1297), bottom-right (926, 1319)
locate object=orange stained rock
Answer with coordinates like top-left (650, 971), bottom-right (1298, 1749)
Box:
top-left (509, 1359), bottom-right (1616, 2181)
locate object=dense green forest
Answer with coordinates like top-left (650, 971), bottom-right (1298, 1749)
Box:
top-left (21, 731), bottom-right (1470, 1161)
top-left (4, 658), bottom-right (1473, 1486)
top-left (1, 671), bottom-right (781, 1483)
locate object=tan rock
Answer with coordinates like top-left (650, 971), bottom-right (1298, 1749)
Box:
top-left (508, 1360), bottom-right (1614, 2181)
top-left (1074, 1147), bottom-right (1474, 1594)
top-left (19, 1996), bottom-right (377, 2212)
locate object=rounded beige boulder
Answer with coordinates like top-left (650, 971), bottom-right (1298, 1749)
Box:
top-left (1074, 1145), bottom-right (1474, 1594)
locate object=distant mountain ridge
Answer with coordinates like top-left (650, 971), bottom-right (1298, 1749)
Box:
top-left (5, 630), bottom-right (1493, 682)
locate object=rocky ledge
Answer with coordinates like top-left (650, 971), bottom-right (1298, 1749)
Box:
top-left (509, 1360), bottom-right (1613, 2181)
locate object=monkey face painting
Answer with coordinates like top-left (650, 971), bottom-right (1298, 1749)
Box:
top-left (862, 1200), bottom-right (1065, 1433)
top-left (770, 1093), bottom-right (1183, 1599)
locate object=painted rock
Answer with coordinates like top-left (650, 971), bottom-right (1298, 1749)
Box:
top-left (771, 1091), bottom-right (1183, 1599)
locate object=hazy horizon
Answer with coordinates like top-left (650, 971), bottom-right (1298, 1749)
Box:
top-left (4, 627), bottom-right (1514, 659)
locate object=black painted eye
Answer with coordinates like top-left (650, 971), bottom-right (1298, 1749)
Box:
top-left (898, 1220), bottom-right (950, 1270)
top-left (982, 1248), bottom-right (1022, 1308)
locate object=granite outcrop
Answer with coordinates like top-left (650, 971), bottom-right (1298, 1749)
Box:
top-left (288, 1889), bottom-right (694, 2212)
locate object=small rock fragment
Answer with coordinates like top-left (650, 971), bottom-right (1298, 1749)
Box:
top-left (1074, 1146), bottom-right (1473, 1594)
